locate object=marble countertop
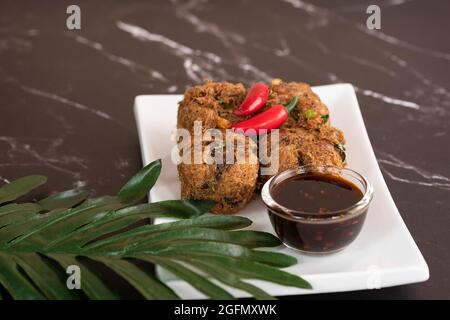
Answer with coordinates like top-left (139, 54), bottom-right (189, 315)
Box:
top-left (1, 0), bottom-right (449, 299)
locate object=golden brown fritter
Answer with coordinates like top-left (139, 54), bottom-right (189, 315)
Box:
top-left (177, 80), bottom-right (246, 132)
top-left (267, 79), bottom-right (330, 130)
top-left (177, 131), bottom-right (259, 214)
top-left (315, 125), bottom-right (346, 146)
top-left (176, 79), bottom-right (347, 213)
top-left (258, 127), bottom-right (346, 186)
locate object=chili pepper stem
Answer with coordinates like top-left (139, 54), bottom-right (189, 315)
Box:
top-left (286, 96), bottom-right (299, 114)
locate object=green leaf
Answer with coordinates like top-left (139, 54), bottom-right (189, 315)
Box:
top-left (0, 208), bottom-right (66, 245)
top-left (47, 254), bottom-right (119, 300)
top-left (188, 259), bottom-right (275, 300)
top-left (38, 189), bottom-right (88, 211)
top-left (0, 203), bottom-right (41, 228)
top-left (13, 252), bottom-right (79, 300)
top-left (321, 114), bottom-right (329, 124)
top-left (94, 257), bottom-right (179, 300)
top-left (113, 199), bottom-right (215, 220)
top-left (84, 215), bottom-right (252, 252)
top-left (188, 255), bottom-right (311, 289)
top-left (118, 159), bottom-right (161, 203)
top-left (0, 175), bottom-right (47, 205)
top-left (146, 242), bottom-right (297, 268)
top-left (7, 196), bottom-right (124, 250)
top-left (144, 256), bottom-right (234, 300)
top-left (230, 280), bottom-right (275, 300)
top-left (48, 200), bottom-right (215, 250)
top-left (86, 227), bottom-right (281, 255)
top-left (0, 252), bottom-right (45, 300)
top-left (0, 203), bottom-right (40, 217)
top-left (0, 163), bottom-right (311, 300)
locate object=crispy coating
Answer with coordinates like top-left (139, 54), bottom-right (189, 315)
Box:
top-left (178, 132), bottom-right (259, 214)
top-left (258, 127), bottom-right (346, 186)
top-left (315, 125), bottom-right (346, 146)
top-left (176, 79), bottom-right (347, 213)
top-left (177, 80), bottom-right (246, 132)
top-left (267, 79), bottom-right (329, 130)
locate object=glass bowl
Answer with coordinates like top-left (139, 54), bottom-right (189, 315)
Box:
top-left (261, 166), bottom-right (374, 255)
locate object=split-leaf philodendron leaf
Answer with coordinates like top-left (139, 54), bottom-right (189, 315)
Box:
top-left (0, 159), bottom-right (311, 300)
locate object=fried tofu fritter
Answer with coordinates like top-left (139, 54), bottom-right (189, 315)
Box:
top-left (178, 132), bottom-right (259, 214)
top-left (258, 127), bottom-right (346, 187)
top-left (267, 79), bottom-right (330, 130)
top-left (177, 81), bottom-right (246, 132)
top-left (277, 127), bottom-right (344, 168)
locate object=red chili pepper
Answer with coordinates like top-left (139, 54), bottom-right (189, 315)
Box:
top-left (234, 82), bottom-right (269, 117)
top-left (232, 96), bottom-right (298, 135)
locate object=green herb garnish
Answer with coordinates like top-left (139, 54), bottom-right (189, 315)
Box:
top-left (305, 109), bottom-right (316, 119)
top-left (285, 96), bottom-right (299, 114)
top-left (335, 143), bottom-right (347, 163)
top-left (321, 114), bottom-right (329, 124)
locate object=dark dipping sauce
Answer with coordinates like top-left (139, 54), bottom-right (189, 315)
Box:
top-left (268, 173), bottom-right (368, 254)
top-left (272, 174), bottom-right (363, 214)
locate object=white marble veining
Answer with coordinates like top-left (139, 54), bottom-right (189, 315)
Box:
top-left (355, 87), bottom-right (421, 109)
top-left (386, 52), bottom-right (450, 100)
top-left (378, 151), bottom-right (450, 191)
top-left (280, 0), bottom-right (450, 118)
top-left (70, 34), bottom-right (167, 82)
top-left (337, 53), bottom-right (398, 78)
top-left (0, 136), bottom-right (87, 178)
top-left (117, 9), bottom-right (272, 83)
top-left (170, 0), bottom-right (270, 81)
top-left (116, 20), bottom-right (228, 82)
top-left (285, 0), bottom-right (450, 61)
top-left (357, 26), bottom-right (450, 61)
top-left (20, 85), bottom-right (115, 121)
top-left (283, 0), bottom-right (325, 15)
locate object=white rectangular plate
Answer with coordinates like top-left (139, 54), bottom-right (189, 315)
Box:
top-left (134, 83), bottom-right (429, 298)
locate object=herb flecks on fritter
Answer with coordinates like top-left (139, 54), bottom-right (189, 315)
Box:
top-left (267, 78), bottom-right (330, 130)
top-left (178, 132), bottom-right (259, 214)
top-left (177, 80), bottom-right (246, 132)
top-left (258, 127), bottom-right (346, 188)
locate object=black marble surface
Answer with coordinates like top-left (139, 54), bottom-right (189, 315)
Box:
top-left (1, 0), bottom-right (449, 299)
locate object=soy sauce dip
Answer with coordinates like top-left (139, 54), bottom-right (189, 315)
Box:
top-left (262, 167), bottom-right (373, 254)
top-left (271, 173), bottom-right (364, 214)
